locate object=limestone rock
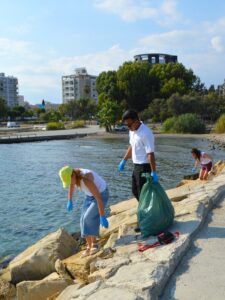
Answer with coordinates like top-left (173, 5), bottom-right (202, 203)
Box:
top-left (103, 232), bottom-right (118, 249)
top-left (16, 272), bottom-right (71, 300)
top-left (87, 287), bottom-right (140, 300)
top-left (0, 278), bottom-right (16, 300)
top-left (9, 228), bottom-right (77, 284)
top-left (167, 181), bottom-right (205, 202)
top-left (55, 259), bottom-right (73, 281)
top-left (100, 208), bottom-right (137, 238)
top-left (107, 261), bottom-right (158, 293)
top-left (88, 256), bottom-right (130, 282)
top-left (56, 280), bottom-right (103, 300)
top-left (109, 198), bottom-right (137, 215)
top-left (63, 248), bottom-right (115, 283)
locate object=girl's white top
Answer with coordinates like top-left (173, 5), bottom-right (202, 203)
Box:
top-left (78, 168), bottom-right (107, 196)
top-left (200, 152), bottom-right (212, 165)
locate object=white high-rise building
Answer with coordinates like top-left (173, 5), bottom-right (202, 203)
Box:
top-left (62, 68), bottom-right (98, 103)
top-left (0, 73), bottom-right (18, 107)
top-left (218, 79), bottom-right (225, 97)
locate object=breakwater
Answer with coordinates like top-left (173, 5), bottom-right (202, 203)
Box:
top-left (1, 161), bottom-right (225, 299)
top-left (0, 133), bottom-right (88, 144)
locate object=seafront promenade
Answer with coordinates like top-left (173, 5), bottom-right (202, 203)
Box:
top-left (0, 125), bottom-right (105, 144)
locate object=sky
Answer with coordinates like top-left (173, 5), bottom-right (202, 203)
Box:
top-left (1, 0), bottom-right (225, 104)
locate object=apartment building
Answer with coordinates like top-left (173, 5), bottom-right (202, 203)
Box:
top-left (0, 73), bottom-right (18, 107)
top-left (218, 79), bottom-right (225, 97)
top-left (62, 68), bottom-right (98, 103)
top-left (134, 53), bottom-right (178, 64)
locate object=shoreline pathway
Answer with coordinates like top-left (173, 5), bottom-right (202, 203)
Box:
top-left (160, 196), bottom-right (225, 300)
top-left (0, 125), bottom-right (105, 144)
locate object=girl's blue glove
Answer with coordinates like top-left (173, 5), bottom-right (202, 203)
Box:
top-left (192, 167), bottom-right (197, 173)
top-left (151, 171), bottom-right (158, 183)
top-left (118, 159), bottom-right (126, 172)
top-left (67, 200), bottom-right (73, 212)
top-left (100, 216), bottom-right (109, 228)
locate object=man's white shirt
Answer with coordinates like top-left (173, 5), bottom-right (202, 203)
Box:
top-left (129, 122), bottom-right (155, 164)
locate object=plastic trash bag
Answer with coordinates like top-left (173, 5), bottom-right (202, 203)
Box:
top-left (137, 173), bottom-right (174, 238)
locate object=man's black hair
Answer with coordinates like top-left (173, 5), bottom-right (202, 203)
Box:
top-left (122, 109), bottom-right (139, 122)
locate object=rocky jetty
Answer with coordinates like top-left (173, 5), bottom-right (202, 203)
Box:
top-left (207, 133), bottom-right (225, 150)
top-left (1, 161), bottom-right (225, 300)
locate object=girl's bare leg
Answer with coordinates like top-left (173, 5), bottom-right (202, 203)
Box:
top-left (199, 169), bottom-right (205, 180)
top-left (203, 171), bottom-right (209, 180)
top-left (85, 236), bottom-right (92, 249)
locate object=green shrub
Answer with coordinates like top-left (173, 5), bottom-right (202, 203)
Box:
top-left (46, 121), bottom-right (65, 130)
top-left (162, 117), bottom-right (177, 133)
top-left (214, 114), bottom-right (225, 133)
top-left (68, 120), bottom-right (85, 129)
top-left (162, 114), bottom-right (206, 134)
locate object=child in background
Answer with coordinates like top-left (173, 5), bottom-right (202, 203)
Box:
top-left (191, 148), bottom-right (213, 180)
top-left (59, 166), bottom-right (109, 257)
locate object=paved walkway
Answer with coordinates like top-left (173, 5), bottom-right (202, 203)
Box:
top-left (160, 197), bottom-right (225, 300)
top-left (0, 125), bottom-right (106, 143)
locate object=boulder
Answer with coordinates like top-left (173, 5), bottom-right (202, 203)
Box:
top-left (88, 256), bottom-right (130, 282)
top-left (16, 272), bottom-right (71, 300)
top-left (0, 278), bottom-right (16, 300)
top-left (87, 287), bottom-right (140, 300)
top-left (55, 259), bottom-right (73, 281)
top-left (166, 181), bottom-right (205, 202)
top-left (109, 198), bottom-right (137, 215)
top-left (63, 248), bottom-right (115, 283)
top-left (9, 228), bottom-right (77, 284)
top-left (56, 280), bottom-right (102, 300)
top-left (100, 207), bottom-right (137, 238)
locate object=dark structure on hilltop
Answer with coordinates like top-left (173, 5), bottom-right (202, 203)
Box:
top-left (134, 53), bottom-right (178, 64)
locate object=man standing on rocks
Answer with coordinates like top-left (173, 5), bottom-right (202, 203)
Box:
top-left (118, 109), bottom-right (158, 231)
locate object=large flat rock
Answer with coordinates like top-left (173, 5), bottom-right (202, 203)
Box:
top-left (16, 273), bottom-right (70, 300)
top-left (8, 228), bottom-right (77, 284)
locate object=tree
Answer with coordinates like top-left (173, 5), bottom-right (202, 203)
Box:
top-left (149, 63), bottom-right (202, 98)
top-left (117, 61), bottom-right (152, 111)
top-left (40, 110), bottom-right (62, 122)
top-left (96, 70), bottom-right (122, 101)
top-left (58, 98), bottom-right (97, 120)
top-left (97, 99), bottom-right (124, 132)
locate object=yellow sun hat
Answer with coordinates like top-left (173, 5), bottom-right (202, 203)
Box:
top-left (59, 166), bottom-right (73, 188)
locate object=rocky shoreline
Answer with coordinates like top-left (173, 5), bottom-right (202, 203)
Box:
top-left (206, 133), bottom-right (225, 149)
top-left (1, 161), bottom-right (225, 300)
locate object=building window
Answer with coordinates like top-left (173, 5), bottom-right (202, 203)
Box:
top-left (159, 55), bottom-right (165, 64)
top-left (151, 57), bottom-right (156, 64)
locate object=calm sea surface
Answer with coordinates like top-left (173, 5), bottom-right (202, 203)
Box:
top-left (1, 135), bottom-right (225, 258)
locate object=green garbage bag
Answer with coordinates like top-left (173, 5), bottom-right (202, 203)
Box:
top-left (138, 173), bottom-right (174, 238)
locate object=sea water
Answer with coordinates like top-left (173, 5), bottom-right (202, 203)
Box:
top-left (0, 135), bottom-right (224, 257)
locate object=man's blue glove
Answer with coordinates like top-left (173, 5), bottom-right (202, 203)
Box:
top-left (118, 159), bottom-right (126, 172)
top-left (67, 200), bottom-right (73, 212)
top-left (192, 167), bottom-right (197, 173)
top-left (151, 171), bottom-right (158, 183)
top-left (100, 216), bottom-right (109, 229)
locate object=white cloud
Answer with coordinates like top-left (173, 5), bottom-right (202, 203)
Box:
top-left (2, 44), bottom-right (133, 103)
top-left (94, 0), bottom-right (157, 22)
top-left (0, 38), bottom-right (30, 57)
top-left (139, 30), bottom-right (204, 54)
top-left (211, 36), bottom-right (224, 52)
top-left (205, 17), bottom-right (225, 35)
top-left (2, 14), bottom-right (225, 104)
top-left (93, 0), bottom-right (181, 24)
top-left (159, 0), bottom-right (181, 25)
top-left (48, 45), bottom-right (131, 75)
top-left (137, 27), bottom-right (225, 86)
